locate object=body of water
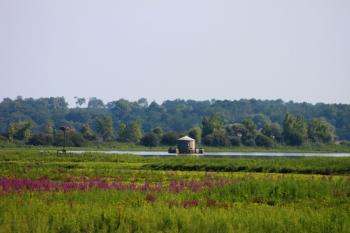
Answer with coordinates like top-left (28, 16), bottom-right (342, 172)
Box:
top-left (66, 150), bottom-right (350, 157)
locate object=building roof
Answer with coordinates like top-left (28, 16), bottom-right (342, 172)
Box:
top-left (178, 136), bottom-right (195, 141)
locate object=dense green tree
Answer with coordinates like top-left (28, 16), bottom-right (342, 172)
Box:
top-left (261, 123), bottom-right (283, 143)
top-left (1, 97), bottom-right (350, 145)
top-left (152, 127), bottom-right (163, 137)
top-left (95, 116), bottom-right (113, 141)
top-left (226, 123), bottom-right (247, 138)
top-left (7, 124), bottom-right (16, 142)
top-left (88, 97), bottom-right (105, 109)
top-left (226, 124), bottom-right (246, 146)
top-left (118, 121), bottom-right (143, 143)
top-left (308, 118), bottom-right (336, 144)
top-left (241, 118), bottom-right (257, 146)
top-left (229, 136), bottom-right (241, 146)
top-left (151, 127), bottom-right (163, 145)
top-left (252, 114), bottom-right (271, 129)
top-left (81, 123), bottom-right (96, 140)
top-left (202, 113), bottom-right (224, 137)
top-left (7, 121), bottom-right (34, 142)
top-left (161, 132), bottom-right (178, 145)
top-left (141, 133), bottom-right (160, 148)
top-left (74, 97), bottom-right (86, 108)
top-left (188, 126), bottom-right (202, 145)
top-left (69, 131), bottom-right (86, 147)
top-left (28, 133), bottom-right (54, 145)
top-left (137, 98), bottom-right (148, 108)
top-left (203, 131), bottom-right (231, 147)
top-left (28, 119), bottom-right (55, 145)
top-left (117, 123), bottom-right (128, 142)
top-left (42, 120), bottom-right (54, 135)
top-left (255, 134), bottom-right (275, 147)
top-left (283, 114), bottom-right (308, 146)
top-left (202, 114), bottom-right (227, 146)
top-left (127, 121), bottom-right (143, 143)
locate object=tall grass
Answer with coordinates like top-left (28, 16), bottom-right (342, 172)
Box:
top-left (1, 190), bottom-right (349, 233)
top-left (145, 156), bottom-right (350, 175)
top-left (0, 149), bottom-right (349, 232)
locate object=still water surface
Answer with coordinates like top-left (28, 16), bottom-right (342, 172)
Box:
top-left (67, 150), bottom-right (350, 157)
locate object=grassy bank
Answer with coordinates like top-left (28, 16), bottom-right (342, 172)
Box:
top-left (1, 143), bottom-right (350, 153)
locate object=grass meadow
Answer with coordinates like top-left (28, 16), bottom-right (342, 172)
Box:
top-left (0, 150), bottom-right (349, 233)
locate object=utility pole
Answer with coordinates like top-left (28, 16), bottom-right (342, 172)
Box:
top-left (59, 126), bottom-right (70, 154)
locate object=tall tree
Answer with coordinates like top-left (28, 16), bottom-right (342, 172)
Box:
top-left (118, 121), bottom-right (143, 143)
top-left (117, 123), bottom-right (128, 142)
top-left (95, 116), bottom-right (113, 141)
top-left (226, 123), bottom-right (247, 146)
top-left (261, 123), bottom-right (283, 143)
top-left (81, 123), bottom-right (96, 140)
top-left (283, 114), bottom-right (308, 146)
top-left (7, 120), bottom-right (34, 142)
top-left (252, 114), bottom-right (271, 129)
top-left (42, 119), bottom-right (54, 135)
top-left (308, 118), bottom-right (336, 144)
top-left (88, 97), bottom-right (105, 109)
top-left (141, 132), bottom-right (160, 148)
top-left (161, 132), bottom-right (178, 145)
top-left (202, 113), bottom-right (224, 136)
top-left (74, 97), bottom-right (86, 108)
top-left (241, 118), bottom-right (257, 146)
top-left (189, 126), bottom-right (202, 145)
top-left (127, 121), bottom-right (143, 143)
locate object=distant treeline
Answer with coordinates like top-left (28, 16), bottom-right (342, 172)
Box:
top-left (0, 96), bottom-right (349, 147)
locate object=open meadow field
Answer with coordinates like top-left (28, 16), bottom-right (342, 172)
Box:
top-left (0, 149), bottom-right (350, 233)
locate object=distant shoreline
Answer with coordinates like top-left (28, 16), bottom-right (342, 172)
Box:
top-left (1, 143), bottom-right (350, 153)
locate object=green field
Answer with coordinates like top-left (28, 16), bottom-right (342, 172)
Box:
top-left (0, 150), bottom-right (349, 233)
top-left (2, 142), bottom-right (350, 153)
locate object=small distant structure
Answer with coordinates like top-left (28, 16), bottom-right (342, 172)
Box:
top-left (168, 136), bottom-right (204, 154)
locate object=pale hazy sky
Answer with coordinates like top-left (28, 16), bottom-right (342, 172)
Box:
top-left (1, 0), bottom-right (349, 105)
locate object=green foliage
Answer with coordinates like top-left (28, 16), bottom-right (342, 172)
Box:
top-left (1, 97), bottom-right (350, 140)
top-left (252, 114), bottom-right (271, 129)
top-left (145, 156), bottom-right (350, 175)
top-left (202, 113), bottom-right (224, 136)
top-left (161, 132), bottom-right (178, 146)
top-left (0, 150), bottom-right (350, 233)
top-left (69, 131), bottom-right (86, 147)
top-left (308, 118), bottom-right (336, 144)
top-left (189, 127), bottom-right (202, 145)
top-left (141, 133), bottom-right (160, 148)
top-left (0, 98), bottom-right (348, 148)
top-left (81, 123), bottom-right (96, 141)
top-left (95, 116), bottom-right (114, 141)
top-left (226, 123), bottom-right (246, 137)
top-left (202, 114), bottom-right (228, 146)
top-left (74, 97), bottom-right (86, 108)
top-left (229, 136), bottom-right (241, 146)
top-left (255, 134), bottom-right (275, 147)
top-left (42, 120), bottom-right (54, 135)
top-left (7, 121), bottom-right (34, 142)
top-left (203, 131), bottom-right (231, 147)
top-left (283, 114), bottom-right (308, 146)
top-left (151, 127), bottom-right (162, 136)
top-left (241, 118), bottom-right (258, 146)
top-left (118, 121), bottom-right (143, 143)
top-left (87, 97), bottom-right (105, 109)
top-left (28, 133), bottom-right (54, 145)
top-left (262, 123), bottom-right (283, 143)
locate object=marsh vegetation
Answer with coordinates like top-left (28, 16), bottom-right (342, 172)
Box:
top-left (0, 150), bottom-right (349, 232)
